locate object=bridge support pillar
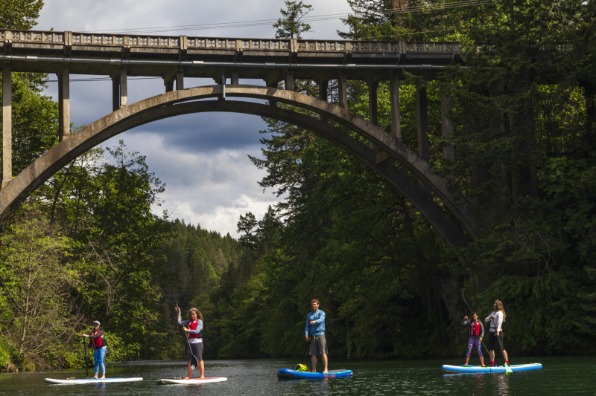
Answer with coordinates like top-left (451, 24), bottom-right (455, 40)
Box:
top-left (58, 67), bottom-right (70, 141)
top-left (176, 70), bottom-right (184, 90)
top-left (416, 85), bottom-right (429, 160)
top-left (285, 74), bottom-right (294, 91)
top-left (368, 80), bottom-right (379, 125)
top-left (2, 64), bottom-right (12, 187)
top-left (390, 73), bottom-right (401, 140)
top-left (319, 79), bottom-right (328, 102)
top-left (338, 74), bottom-right (348, 108)
top-left (319, 80), bottom-right (329, 122)
top-left (112, 69), bottom-right (128, 110)
top-left (441, 93), bottom-right (454, 162)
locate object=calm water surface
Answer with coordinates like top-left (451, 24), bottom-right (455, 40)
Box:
top-left (0, 356), bottom-right (594, 395)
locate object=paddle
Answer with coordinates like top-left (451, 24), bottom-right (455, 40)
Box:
top-left (295, 318), bottom-right (312, 372)
top-left (82, 337), bottom-right (89, 377)
top-left (295, 338), bottom-right (309, 372)
top-left (481, 338), bottom-right (490, 357)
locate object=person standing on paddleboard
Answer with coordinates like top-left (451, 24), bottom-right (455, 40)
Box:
top-left (176, 306), bottom-right (205, 379)
top-left (81, 320), bottom-right (107, 379)
top-left (462, 312), bottom-right (485, 366)
top-left (305, 298), bottom-right (329, 373)
top-left (485, 299), bottom-right (510, 367)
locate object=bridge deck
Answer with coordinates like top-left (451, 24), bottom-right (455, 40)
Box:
top-left (1, 29), bottom-right (461, 81)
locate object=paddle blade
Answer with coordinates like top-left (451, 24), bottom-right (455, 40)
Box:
top-left (505, 363), bottom-right (512, 373)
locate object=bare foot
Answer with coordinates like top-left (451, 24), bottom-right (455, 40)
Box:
top-left (184, 376), bottom-right (191, 380)
top-left (100, 376), bottom-right (105, 379)
top-left (93, 376), bottom-right (98, 379)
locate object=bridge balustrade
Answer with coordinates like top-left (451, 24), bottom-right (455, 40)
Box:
top-left (1, 29), bottom-right (459, 57)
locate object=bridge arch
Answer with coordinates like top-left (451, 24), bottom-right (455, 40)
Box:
top-left (0, 86), bottom-right (475, 247)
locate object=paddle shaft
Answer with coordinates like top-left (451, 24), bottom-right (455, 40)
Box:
top-left (302, 337), bottom-right (309, 363)
top-left (303, 320), bottom-right (311, 364)
top-left (82, 337), bottom-right (89, 377)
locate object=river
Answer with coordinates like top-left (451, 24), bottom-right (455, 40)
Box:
top-left (0, 356), bottom-right (594, 395)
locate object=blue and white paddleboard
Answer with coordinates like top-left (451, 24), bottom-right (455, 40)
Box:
top-left (45, 377), bottom-right (143, 385)
top-left (442, 363), bottom-right (542, 374)
top-left (277, 368), bottom-right (353, 379)
top-left (157, 377), bottom-right (227, 385)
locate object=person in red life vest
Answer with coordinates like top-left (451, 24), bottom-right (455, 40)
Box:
top-left (176, 306), bottom-right (205, 379)
top-left (462, 312), bottom-right (485, 366)
top-left (81, 320), bottom-right (108, 379)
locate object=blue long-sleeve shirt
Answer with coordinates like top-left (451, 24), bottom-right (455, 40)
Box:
top-left (305, 309), bottom-right (326, 337)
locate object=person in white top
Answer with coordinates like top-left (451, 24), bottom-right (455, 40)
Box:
top-left (485, 299), bottom-right (510, 367)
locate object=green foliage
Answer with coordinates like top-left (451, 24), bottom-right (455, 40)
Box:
top-left (0, 0), bottom-right (43, 29)
top-left (0, 340), bottom-right (12, 370)
top-left (0, 205), bottom-right (81, 370)
top-left (273, 0), bottom-right (313, 39)
top-left (340, 0), bottom-right (473, 41)
top-left (8, 74), bottom-right (59, 174)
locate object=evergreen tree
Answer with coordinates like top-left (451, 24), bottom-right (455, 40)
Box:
top-left (273, 0), bottom-right (313, 39)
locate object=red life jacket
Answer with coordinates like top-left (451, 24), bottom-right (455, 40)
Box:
top-left (90, 329), bottom-right (106, 348)
top-left (188, 320), bottom-right (203, 339)
top-left (470, 321), bottom-right (482, 337)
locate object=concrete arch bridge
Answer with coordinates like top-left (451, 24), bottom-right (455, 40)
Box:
top-left (0, 29), bottom-right (476, 247)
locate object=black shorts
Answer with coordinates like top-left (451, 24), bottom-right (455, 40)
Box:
top-left (487, 331), bottom-right (504, 350)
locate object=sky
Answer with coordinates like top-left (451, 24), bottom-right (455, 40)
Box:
top-left (34, 0), bottom-right (353, 237)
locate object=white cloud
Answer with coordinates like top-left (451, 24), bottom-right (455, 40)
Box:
top-left (35, 0), bottom-right (351, 237)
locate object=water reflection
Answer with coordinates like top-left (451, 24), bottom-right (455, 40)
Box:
top-left (443, 371), bottom-right (511, 396)
top-left (1, 357), bottom-right (595, 395)
top-left (91, 382), bottom-right (107, 394)
top-left (490, 372), bottom-right (510, 395)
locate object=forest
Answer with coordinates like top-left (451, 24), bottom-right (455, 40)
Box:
top-left (0, 0), bottom-right (594, 372)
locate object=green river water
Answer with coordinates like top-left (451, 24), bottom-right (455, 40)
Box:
top-left (0, 356), bottom-right (594, 395)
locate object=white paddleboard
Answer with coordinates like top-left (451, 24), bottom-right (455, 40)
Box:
top-left (157, 377), bottom-right (227, 385)
top-left (45, 377), bottom-right (143, 385)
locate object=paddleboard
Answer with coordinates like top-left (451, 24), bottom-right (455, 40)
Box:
top-left (442, 363), bottom-right (542, 374)
top-left (45, 377), bottom-right (143, 385)
top-left (277, 368), bottom-right (353, 379)
top-left (157, 377), bottom-right (228, 385)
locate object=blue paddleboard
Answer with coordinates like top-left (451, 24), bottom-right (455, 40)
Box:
top-left (277, 368), bottom-right (353, 379)
top-left (442, 363), bottom-right (542, 374)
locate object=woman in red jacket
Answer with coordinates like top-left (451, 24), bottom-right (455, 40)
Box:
top-left (82, 320), bottom-right (108, 379)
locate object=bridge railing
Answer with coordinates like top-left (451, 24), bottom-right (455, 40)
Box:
top-left (0, 29), bottom-right (460, 55)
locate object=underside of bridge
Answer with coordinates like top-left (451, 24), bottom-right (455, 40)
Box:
top-left (0, 85), bottom-right (475, 247)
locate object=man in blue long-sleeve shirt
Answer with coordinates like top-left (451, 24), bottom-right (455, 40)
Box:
top-left (305, 298), bottom-right (329, 373)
